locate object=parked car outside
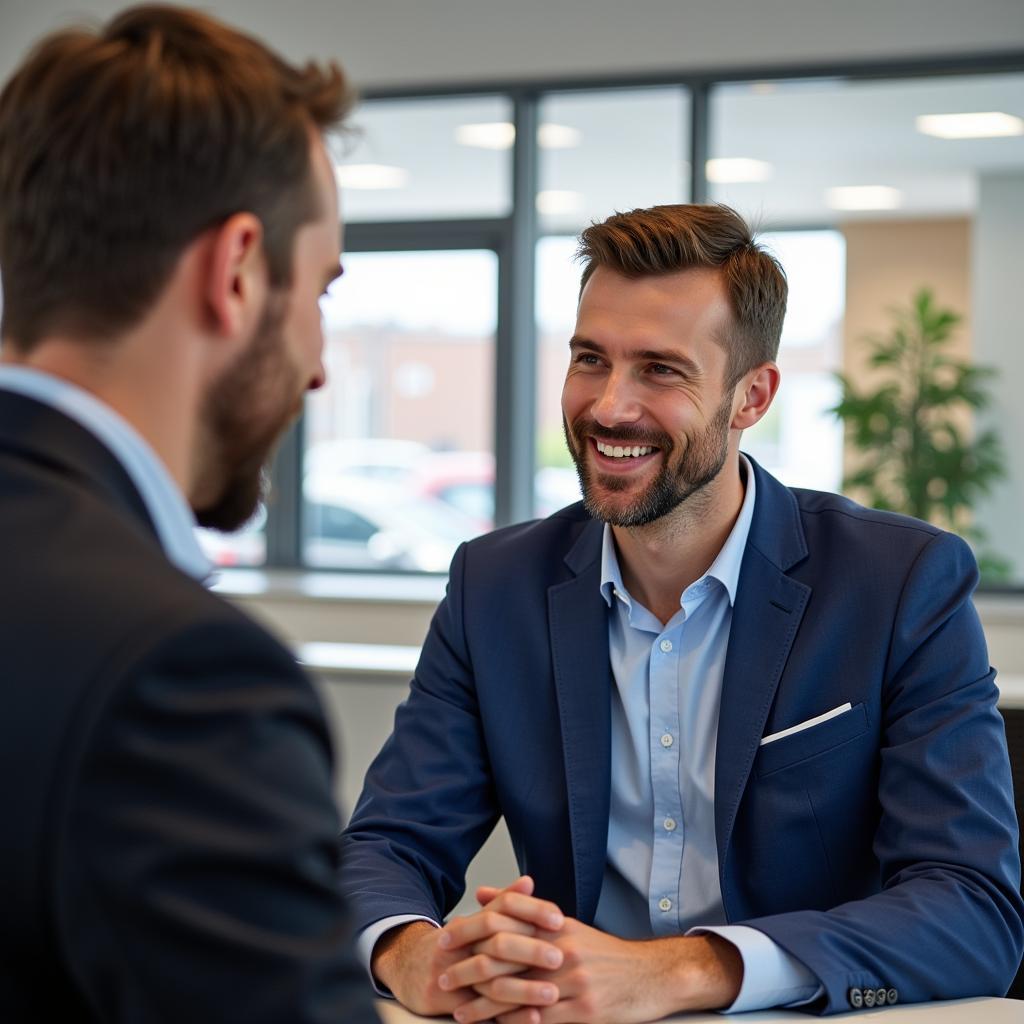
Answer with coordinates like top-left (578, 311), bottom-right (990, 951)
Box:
top-left (303, 475), bottom-right (485, 572)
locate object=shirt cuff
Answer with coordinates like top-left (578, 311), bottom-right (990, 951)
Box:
top-left (687, 924), bottom-right (823, 1013)
top-left (357, 914), bottom-right (440, 998)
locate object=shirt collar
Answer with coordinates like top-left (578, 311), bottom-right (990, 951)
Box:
top-left (600, 453), bottom-right (757, 610)
top-left (0, 365), bottom-right (212, 581)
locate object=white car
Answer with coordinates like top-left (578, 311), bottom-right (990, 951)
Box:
top-left (302, 476), bottom-right (484, 573)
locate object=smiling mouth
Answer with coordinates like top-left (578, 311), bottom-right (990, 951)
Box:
top-left (593, 439), bottom-right (659, 460)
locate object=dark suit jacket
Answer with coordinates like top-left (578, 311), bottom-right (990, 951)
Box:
top-left (340, 455), bottom-right (1024, 1014)
top-left (0, 391), bottom-right (378, 1023)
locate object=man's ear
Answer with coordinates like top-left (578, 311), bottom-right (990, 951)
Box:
top-left (204, 212), bottom-right (266, 339)
top-left (731, 362), bottom-right (781, 430)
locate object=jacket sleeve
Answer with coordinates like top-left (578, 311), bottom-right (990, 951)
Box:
top-left (340, 542), bottom-right (503, 933)
top-left (54, 615), bottom-right (380, 1024)
top-left (744, 530), bottom-right (1024, 1014)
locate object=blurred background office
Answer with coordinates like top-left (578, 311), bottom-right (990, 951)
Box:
top-left (2, 0), bottom-right (1023, 882)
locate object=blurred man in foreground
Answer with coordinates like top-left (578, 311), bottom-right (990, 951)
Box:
top-left (0, 6), bottom-right (377, 1021)
top-left (341, 204), bottom-right (1023, 1021)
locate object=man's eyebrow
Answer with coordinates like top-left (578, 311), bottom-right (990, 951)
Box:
top-left (632, 348), bottom-right (703, 376)
top-left (569, 336), bottom-right (703, 376)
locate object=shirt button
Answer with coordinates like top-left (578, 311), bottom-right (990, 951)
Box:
top-left (658, 897), bottom-right (672, 912)
top-left (663, 818), bottom-right (677, 832)
top-left (660, 733), bottom-right (674, 748)
top-left (659, 639), bottom-right (673, 653)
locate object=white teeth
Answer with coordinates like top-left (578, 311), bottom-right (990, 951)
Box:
top-left (596, 441), bottom-right (655, 459)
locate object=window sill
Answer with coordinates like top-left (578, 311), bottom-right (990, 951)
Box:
top-left (210, 567), bottom-right (447, 606)
top-left (299, 641), bottom-right (419, 678)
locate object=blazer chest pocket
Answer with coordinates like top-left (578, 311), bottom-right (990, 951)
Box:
top-left (756, 702), bottom-right (869, 778)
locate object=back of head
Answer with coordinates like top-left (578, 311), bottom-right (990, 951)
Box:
top-left (577, 204), bottom-right (788, 385)
top-left (0, 4), bottom-right (354, 351)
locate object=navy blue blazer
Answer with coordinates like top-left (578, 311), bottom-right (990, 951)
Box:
top-left (340, 456), bottom-right (1024, 1013)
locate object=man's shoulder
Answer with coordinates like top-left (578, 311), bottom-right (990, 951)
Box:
top-left (2, 461), bottom-right (292, 678)
top-left (791, 485), bottom-right (942, 537)
top-left (85, 531), bottom-right (290, 667)
top-left (458, 502), bottom-right (598, 579)
top-left (744, 460), bottom-right (974, 584)
top-left (785, 482), bottom-right (971, 574)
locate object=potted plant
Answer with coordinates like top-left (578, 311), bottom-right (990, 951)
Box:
top-left (831, 287), bottom-right (1009, 581)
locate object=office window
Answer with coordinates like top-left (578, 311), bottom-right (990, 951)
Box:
top-left (538, 88), bottom-right (689, 232)
top-left (742, 230), bottom-right (845, 491)
top-left (334, 96), bottom-right (512, 222)
top-left (196, 513), bottom-right (266, 569)
top-left (710, 72), bottom-right (1024, 581)
top-left (534, 236), bottom-right (583, 517)
top-left (303, 249), bottom-right (497, 571)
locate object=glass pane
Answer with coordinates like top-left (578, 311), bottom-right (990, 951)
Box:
top-left (332, 96), bottom-right (511, 222)
top-left (741, 231), bottom-right (845, 492)
top-left (304, 250), bottom-right (497, 572)
top-left (195, 509), bottom-right (266, 569)
top-left (709, 74), bottom-right (1024, 226)
top-left (709, 72), bottom-right (1024, 584)
top-left (539, 87), bottom-right (689, 233)
top-left (535, 236), bottom-right (584, 518)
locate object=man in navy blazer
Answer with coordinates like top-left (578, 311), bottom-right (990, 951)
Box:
top-left (340, 204), bottom-right (1023, 1020)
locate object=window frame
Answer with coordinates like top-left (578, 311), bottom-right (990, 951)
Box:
top-left (259, 51), bottom-right (1024, 592)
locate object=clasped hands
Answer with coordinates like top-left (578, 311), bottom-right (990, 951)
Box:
top-left (371, 875), bottom-right (743, 1024)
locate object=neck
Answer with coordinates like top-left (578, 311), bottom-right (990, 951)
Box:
top-left (612, 451), bottom-right (745, 625)
top-left (1, 329), bottom-right (203, 496)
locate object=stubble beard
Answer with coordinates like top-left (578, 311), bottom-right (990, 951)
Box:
top-left (564, 395), bottom-right (733, 528)
top-left (194, 290), bottom-right (302, 532)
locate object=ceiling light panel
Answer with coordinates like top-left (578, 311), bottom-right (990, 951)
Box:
top-left (706, 157), bottom-right (773, 183)
top-left (334, 164), bottom-right (409, 190)
top-left (455, 122), bottom-right (516, 150)
top-left (825, 185), bottom-right (903, 211)
top-left (455, 122), bottom-right (582, 150)
top-left (537, 123), bottom-right (582, 149)
top-left (536, 190), bottom-right (583, 215)
top-left (916, 112), bottom-right (1024, 139)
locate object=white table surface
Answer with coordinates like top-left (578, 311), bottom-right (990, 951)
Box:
top-left (376, 996), bottom-right (1024, 1023)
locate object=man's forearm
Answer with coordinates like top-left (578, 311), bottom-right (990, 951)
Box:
top-left (371, 919), bottom-right (437, 995)
top-left (668, 934), bottom-right (744, 1012)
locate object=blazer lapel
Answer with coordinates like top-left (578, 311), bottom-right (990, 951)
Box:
top-left (715, 459), bottom-right (810, 908)
top-left (548, 520), bottom-right (612, 924)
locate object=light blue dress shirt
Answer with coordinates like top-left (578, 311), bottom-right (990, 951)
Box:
top-left (0, 365), bottom-right (211, 581)
top-left (596, 455), bottom-right (819, 1012)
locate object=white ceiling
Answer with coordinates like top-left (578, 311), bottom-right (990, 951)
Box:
top-left (2, 0), bottom-right (1023, 92)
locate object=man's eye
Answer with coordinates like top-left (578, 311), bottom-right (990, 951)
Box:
top-left (575, 353), bottom-right (600, 365)
top-left (649, 363), bottom-right (676, 375)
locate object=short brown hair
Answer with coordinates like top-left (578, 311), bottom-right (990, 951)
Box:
top-left (0, 4), bottom-right (354, 350)
top-left (577, 204), bottom-right (788, 386)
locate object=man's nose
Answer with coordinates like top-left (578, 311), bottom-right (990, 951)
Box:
top-left (592, 372), bottom-right (642, 426)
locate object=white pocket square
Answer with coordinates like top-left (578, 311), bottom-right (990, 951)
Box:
top-left (760, 703), bottom-right (853, 746)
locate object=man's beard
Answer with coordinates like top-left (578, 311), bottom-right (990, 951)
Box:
top-left (564, 395), bottom-right (733, 528)
top-left (194, 291), bottom-right (302, 531)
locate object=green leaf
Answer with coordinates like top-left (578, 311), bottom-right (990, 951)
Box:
top-left (832, 286), bottom-right (1006, 544)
